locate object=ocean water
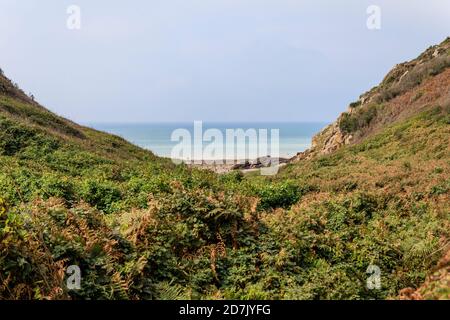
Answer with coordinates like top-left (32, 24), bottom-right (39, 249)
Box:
top-left (88, 122), bottom-right (327, 160)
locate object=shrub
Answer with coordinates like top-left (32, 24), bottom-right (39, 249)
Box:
top-left (40, 174), bottom-right (76, 203)
top-left (0, 116), bottom-right (60, 158)
top-left (123, 176), bottom-right (171, 208)
top-left (219, 171), bottom-right (244, 185)
top-left (0, 117), bottom-right (36, 156)
top-left (349, 101), bottom-right (362, 108)
top-left (339, 104), bottom-right (378, 134)
top-left (81, 180), bottom-right (122, 213)
top-left (377, 55), bottom-right (450, 103)
top-left (339, 113), bottom-right (358, 133)
top-left (0, 198), bottom-right (67, 299)
top-left (429, 181), bottom-right (449, 196)
top-left (254, 181), bottom-right (301, 210)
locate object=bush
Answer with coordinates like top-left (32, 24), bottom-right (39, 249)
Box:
top-left (40, 174), bottom-right (76, 203)
top-left (0, 198), bottom-right (67, 299)
top-left (349, 101), bottom-right (361, 108)
top-left (377, 55), bottom-right (450, 103)
top-left (254, 181), bottom-right (302, 210)
top-left (0, 116), bottom-right (60, 158)
top-left (81, 180), bottom-right (122, 213)
top-left (0, 117), bottom-right (36, 156)
top-left (339, 104), bottom-right (378, 134)
top-left (339, 113), bottom-right (358, 133)
top-left (429, 180), bottom-right (449, 196)
top-left (219, 171), bottom-right (244, 185)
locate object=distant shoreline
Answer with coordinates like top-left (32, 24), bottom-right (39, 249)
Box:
top-left (182, 157), bottom-right (291, 174)
top-left (88, 122), bottom-right (325, 160)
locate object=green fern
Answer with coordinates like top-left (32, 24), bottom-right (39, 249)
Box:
top-left (154, 281), bottom-right (190, 300)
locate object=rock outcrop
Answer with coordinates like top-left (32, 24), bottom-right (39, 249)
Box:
top-left (292, 37), bottom-right (450, 162)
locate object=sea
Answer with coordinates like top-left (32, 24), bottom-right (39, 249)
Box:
top-left (88, 122), bottom-right (327, 160)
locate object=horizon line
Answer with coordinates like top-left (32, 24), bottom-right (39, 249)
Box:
top-left (82, 120), bottom-right (331, 125)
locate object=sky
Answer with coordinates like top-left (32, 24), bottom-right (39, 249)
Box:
top-left (0, 0), bottom-right (449, 123)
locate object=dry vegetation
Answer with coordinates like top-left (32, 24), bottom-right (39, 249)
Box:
top-left (0, 39), bottom-right (449, 300)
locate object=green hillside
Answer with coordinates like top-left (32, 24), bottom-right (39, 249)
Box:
top-left (0, 39), bottom-right (449, 300)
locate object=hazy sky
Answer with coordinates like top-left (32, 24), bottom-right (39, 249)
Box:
top-left (0, 0), bottom-right (449, 123)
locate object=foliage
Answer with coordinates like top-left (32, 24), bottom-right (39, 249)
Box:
top-left (339, 104), bottom-right (379, 134)
top-left (251, 180), bottom-right (302, 210)
top-left (80, 179), bottom-right (122, 213)
top-left (0, 51), bottom-right (449, 300)
top-left (377, 55), bottom-right (450, 103)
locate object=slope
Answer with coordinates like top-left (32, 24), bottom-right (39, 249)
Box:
top-left (0, 38), bottom-right (449, 300)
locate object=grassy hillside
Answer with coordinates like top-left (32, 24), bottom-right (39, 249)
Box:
top-left (301, 37), bottom-right (450, 158)
top-left (0, 39), bottom-right (449, 300)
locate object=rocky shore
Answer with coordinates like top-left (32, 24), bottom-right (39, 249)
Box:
top-left (186, 156), bottom-right (290, 174)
